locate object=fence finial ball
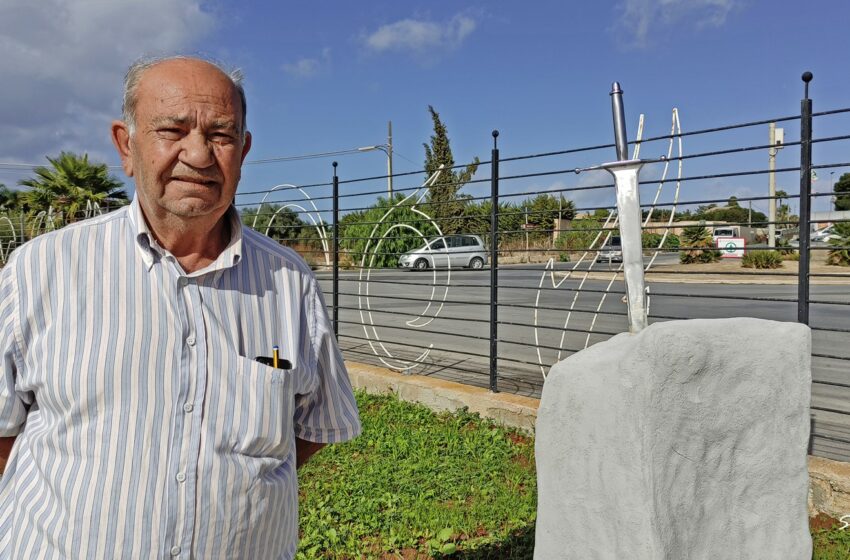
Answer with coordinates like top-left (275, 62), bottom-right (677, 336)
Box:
top-left (492, 130), bottom-right (499, 138)
top-left (332, 161), bottom-right (338, 168)
top-left (802, 71), bottom-right (813, 83)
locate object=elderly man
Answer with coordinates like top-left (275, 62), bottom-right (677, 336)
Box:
top-left (0, 56), bottom-right (360, 559)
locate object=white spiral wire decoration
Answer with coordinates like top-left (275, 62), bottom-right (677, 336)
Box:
top-left (357, 168), bottom-right (451, 372)
top-left (535, 109), bottom-right (683, 379)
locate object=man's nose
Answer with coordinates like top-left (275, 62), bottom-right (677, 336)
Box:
top-left (179, 130), bottom-right (215, 169)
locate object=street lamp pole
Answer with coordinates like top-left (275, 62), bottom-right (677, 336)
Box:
top-left (358, 138), bottom-right (394, 199)
top-left (387, 121), bottom-right (393, 199)
top-left (768, 123), bottom-right (784, 248)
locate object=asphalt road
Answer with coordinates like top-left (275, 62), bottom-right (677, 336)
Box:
top-left (317, 265), bottom-right (850, 461)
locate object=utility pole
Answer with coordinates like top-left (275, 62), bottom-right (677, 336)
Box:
top-left (768, 123), bottom-right (784, 248)
top-left (387, 121), bottom-right (394, 198)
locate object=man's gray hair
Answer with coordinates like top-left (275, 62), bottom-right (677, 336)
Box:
top-left (122, 55), bottom-right (247, 137)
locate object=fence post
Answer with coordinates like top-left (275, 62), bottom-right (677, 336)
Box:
top-left (798, 72), bottom-right (813, 325)
top-left (489, 130), bottom-right (500, 393)
top-left (332, 161), bottom-right (340, 338)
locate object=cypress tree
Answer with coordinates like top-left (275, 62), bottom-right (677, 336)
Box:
top-left (423, 106), bottom-right (479, 234)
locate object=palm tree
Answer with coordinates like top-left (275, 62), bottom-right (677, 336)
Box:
top-left (18, 152), bottom-right (128, 220)
top-left (0, 184), bottom-right (25, 211)
top-left (826, 222), bottom-right (850, 266)
top-left (680, 225), bottom-right (721, 264)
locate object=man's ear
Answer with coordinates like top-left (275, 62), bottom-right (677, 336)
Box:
top-left (240, 131), bottom-right (252, 163)
top-left (110, 120), bottom-right (134, 177)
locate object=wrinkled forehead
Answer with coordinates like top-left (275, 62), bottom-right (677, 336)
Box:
top-left (136, 60), bottom-right (244, 127)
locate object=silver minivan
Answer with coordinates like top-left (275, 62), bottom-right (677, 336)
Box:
top-left (598, 235), bottom-right (623, 263)
top-left (398, 235), bottom-right (488, 270)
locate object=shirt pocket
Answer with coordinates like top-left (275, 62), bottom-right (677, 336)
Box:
top-left (230, 355), bottom-right (296, 460)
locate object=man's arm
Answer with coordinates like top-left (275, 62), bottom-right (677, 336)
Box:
top-left (295, 437), bottom-right (325, 469)
top-left (0, 436), bottom-right (16, 473)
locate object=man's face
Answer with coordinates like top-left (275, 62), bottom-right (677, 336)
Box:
top-left (114, 59), bottom-right (251, 223)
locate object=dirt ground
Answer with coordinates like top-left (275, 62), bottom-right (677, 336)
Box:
top-left (500, 251), bottom-right (850, 285)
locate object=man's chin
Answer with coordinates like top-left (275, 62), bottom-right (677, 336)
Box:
top-left (164, 200), bottom-right (223, 219)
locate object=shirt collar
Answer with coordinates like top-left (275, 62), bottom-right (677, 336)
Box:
top-left (129, 197), bottom-right (243, 274)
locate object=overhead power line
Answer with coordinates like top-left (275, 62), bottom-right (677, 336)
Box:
top-left (0, 145), bottom-right (389, 171)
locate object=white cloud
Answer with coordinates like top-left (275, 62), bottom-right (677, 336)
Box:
top-left (282, 48), bottom-right (331, 79)
top-left (363, 13), bottom-right (477, 54)
top-left (614, 0), bottom-right (739, 48)
top-left (0, 0), bottom-right (216, 167)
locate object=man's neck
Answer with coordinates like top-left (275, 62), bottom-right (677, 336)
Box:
top-left (140, 203), bottom-right (231, 274)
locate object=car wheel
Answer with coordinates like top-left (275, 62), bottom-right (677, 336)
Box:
top-left (469, 257), bottom-right (484, 269)
top-left (414, 258), bottom-right (429, 270)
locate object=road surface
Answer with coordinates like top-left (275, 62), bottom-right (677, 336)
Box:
top-left (317, 265), bottom-right (850, 461)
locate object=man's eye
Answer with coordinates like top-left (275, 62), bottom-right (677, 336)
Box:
top-left (158, 128), bottom-right (183, 139)
top-left (211, 133), bottom-right (235, 144)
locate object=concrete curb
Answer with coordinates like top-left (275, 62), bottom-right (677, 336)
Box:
top-left (346, 360), bottom-right (850, 520)
top-left (809, 455), bottom-right (850, 520)
top-left (345, 361), bottom-right (539, 432)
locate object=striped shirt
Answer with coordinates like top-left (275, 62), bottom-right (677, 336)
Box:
top-left (0, 199), bottom-right (361, 559)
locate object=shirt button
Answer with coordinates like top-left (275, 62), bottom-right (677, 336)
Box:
top-left (186, 336), bottom-right (196, 346)
top-left (183, 403), bottom-right (194, 413)
top-left (170, 545), bottom-right (181, 556)
top-left (176, 472), bottom-right (186, 483)
top-left (178, 277), bottom-right (187, 287)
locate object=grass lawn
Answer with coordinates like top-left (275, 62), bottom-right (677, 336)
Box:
top-left (297, 391), bottom-right (849, 559)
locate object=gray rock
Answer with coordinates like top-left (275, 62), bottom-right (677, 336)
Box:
top-left (534, 318), bottom-right (811, 559)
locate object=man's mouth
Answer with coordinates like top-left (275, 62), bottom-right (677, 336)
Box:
top-left (170, 176), bottom-right (219, 187)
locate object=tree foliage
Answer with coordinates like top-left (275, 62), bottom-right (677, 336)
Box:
top-left (422, 106), bottom-right (479, 234)
top-left (774, 189), bottom-right (796, 226)
top-left (554, 219), bottom-right (605, 253)
top-left (0, 185), bottom-right (24, 211)
top-left (834, 173), bottom-right (850, 212)
top-left (521, 194), bottom-right (575, 230)
top-left (340, 194), bottom-right (440, 268)
top-left (336, 192), bottom-right (578, 268)
top-left (18, 152), bottom-right (127, 218)
top-left (240, 204), bottom-right (310, 242)
top-left (698, 205), bottom-right (767, 225)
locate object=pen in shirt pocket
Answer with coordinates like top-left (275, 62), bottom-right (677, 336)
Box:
top-left (255, 345), bottom-right (293, 370)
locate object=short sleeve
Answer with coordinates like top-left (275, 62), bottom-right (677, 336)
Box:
top-left (0, 257), bottom-right (28, 437)
top-left (292, 277), bottom-right (361, 443)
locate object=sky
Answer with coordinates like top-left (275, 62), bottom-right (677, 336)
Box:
top-left (1, 0), bottom-right (849, 219)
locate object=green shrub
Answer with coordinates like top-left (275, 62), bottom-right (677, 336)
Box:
top-left (741, 250), bottom-right (784, 269)
top-left (774, 238), bottom-right (797, 256)
top-left (679, 225), bottom-right (721, 264)
top-left (826, 222), bottom-right (850, 267)
top-left (642, 232), bottom-right (680, 250)
top-left (554, 219), bottom-right (606, 253)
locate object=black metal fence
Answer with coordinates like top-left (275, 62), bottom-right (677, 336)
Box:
top-left (229, 76), bottom-right (850, 462)
top-left (2, 76), bottom-right (848, 462)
